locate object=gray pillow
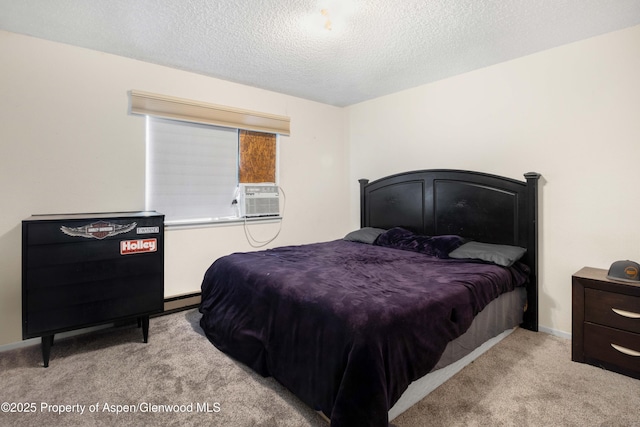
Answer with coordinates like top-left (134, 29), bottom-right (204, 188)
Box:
top-left (343, 227), bottom-right (386, 244)
top-left (448, 241), bottom-right (526, 267)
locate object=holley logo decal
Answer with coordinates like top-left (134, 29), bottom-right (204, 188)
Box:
top-left (120, 238), bottom-right (157, 255)
top-left (61, 221), bottom-right (136, 240)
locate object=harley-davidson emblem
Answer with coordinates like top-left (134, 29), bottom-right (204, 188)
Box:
top-left (60, 221), bottom-right (136, 240)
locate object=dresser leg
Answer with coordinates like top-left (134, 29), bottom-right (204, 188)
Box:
top-left (141, 316), bottom-right (149, 343)
top-left (41, 335), bottom-right (54, 368)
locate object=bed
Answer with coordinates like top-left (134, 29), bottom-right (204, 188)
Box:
top-left (199, 169), bottom-right (541, 426)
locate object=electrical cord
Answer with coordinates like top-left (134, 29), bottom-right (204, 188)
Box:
top-left (242, 186), bottom-right (285, 248)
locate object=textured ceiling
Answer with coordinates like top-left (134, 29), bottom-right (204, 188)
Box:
top-left (1, 0), bottom-right (640, 106)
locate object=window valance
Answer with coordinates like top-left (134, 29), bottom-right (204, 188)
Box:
top-left (129, 90), bottom-right (290, 136)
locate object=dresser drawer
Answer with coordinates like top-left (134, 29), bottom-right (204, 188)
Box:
top-left (584, 323), bottom-right (640, 376)
top-left (585, 288), bottom-right (640, 334)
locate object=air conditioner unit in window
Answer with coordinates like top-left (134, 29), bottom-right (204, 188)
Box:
top-left (238, 184), bottom-right (280, 218)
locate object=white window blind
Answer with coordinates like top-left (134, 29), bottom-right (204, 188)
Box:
top-left (146, 116), bottom-right (239, 224)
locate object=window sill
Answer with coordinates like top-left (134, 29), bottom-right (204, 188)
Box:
top-left (164, 216), bottom-right (282, 230)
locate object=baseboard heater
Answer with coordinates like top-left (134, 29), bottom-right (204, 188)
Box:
top-left (162, 293), bottom-right (201, 315)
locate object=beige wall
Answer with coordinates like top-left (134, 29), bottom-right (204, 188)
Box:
top-left (347, 25), bottom-right (640, 336)
top-left (0, 31), bottom-right (350, 346)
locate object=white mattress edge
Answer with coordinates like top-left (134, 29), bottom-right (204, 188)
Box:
top-left (389, 326), bottom-right (516, 420)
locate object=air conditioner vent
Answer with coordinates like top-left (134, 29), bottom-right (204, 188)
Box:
top-left (239, 184), bottom-right (280, 217)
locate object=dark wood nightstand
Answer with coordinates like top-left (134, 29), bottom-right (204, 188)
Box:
top-left (572, 267), bottom-right (640, 379)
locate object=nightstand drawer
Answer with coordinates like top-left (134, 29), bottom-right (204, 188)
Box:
top-left (585, 288), bottom-right (640, 334)
top-left (584, 323), bottom-right (640, 375)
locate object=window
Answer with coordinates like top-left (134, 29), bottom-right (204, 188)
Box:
top-left (238, 130), bottom-right (277, 183)
top-left (146, 117), bottom-right (278, 225)
top-left (130, 90), bottom-right (288, 226)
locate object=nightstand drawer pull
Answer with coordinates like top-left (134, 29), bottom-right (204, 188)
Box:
top-left (611, 308), bottom-right (640, 319)
top-left (611, 343), bottom-right (640, 357)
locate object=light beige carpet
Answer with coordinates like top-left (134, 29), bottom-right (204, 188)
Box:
top-left (393, 325), bottom-right (640, 427)
top-left (0, 309), bottom-right (638, 426)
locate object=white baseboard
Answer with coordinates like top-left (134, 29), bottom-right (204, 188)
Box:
top-left (0, 294), bottom-right (201, 354)
top-left (0, 324), bottom-right (113, 353)
top-left (539, 325), bottom-right (571, 340)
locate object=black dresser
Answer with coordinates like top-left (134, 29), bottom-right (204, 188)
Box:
top-left (22, 211), bottom-right (164, 367)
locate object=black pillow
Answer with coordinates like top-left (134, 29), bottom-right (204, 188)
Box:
top-left (448, 241), bottom-right (527, 267)
top-left (374, 227), bottom-right (466, 258)
top-left (343, 227), bottom-right (386, 244)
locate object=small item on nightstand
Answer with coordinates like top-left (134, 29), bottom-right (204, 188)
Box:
top-left (607, 260), bottom-right (640, 282)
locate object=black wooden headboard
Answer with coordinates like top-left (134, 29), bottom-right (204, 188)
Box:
top-left (359, 169), bottom-right (541, 331)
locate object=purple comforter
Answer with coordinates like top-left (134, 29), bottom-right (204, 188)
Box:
top-left (199, 240), bottom-right (529, 426)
